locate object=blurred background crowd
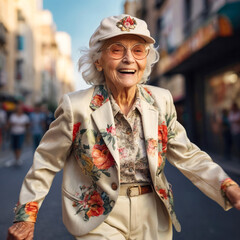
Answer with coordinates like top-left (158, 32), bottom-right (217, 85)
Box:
top-left (0, 0), bottom-right (240, 164)
top-left (0, 101), bottom-right (54, 166)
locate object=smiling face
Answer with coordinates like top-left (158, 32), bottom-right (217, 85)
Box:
top-left (95, 35), bottom-right (148, 90)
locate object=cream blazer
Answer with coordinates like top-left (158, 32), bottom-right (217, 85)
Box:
top-left (16, 84), bottom-right (231, 236)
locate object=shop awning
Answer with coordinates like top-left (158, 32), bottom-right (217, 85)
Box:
top-left (218, 2), bottom-right (240, 32)
top-left (157, 2), bottom-right (240, 76)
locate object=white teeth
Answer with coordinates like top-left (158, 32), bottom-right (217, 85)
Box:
top-left (119, 69), bottom-right (136, 73)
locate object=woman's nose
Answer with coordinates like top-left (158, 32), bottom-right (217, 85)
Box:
top-left (122, 49), bottom-right (135, 63)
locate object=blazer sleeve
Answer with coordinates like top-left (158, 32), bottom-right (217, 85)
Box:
top-left (14, 94), bottom-right (73, 223)
top-left (165, 90), bottom-right (233, 211)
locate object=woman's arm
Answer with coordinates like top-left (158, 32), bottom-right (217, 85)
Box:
top-left (7, 94), bottom-right (74, 238)
top-left (165, 90), bottom-right (240, 210)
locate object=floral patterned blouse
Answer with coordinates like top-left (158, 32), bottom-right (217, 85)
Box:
top-left (109, 87), bottom-right (151, 184)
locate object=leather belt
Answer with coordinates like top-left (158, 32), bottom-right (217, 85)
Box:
top-left (119, 184), bottom-right (153, 197)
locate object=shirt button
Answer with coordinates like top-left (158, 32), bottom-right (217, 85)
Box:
top-left (111, 182), bottom-right (118, 191)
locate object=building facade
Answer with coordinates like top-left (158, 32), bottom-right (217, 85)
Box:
top-left (125, 0), bottom-right (240, 158)
top-left (55, 32), bottom-right (74, 97)
top-left (0, 0), bottom-right (74, 110)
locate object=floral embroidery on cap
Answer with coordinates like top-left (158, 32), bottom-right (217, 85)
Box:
top-left (116, 16), bottom-right (137, 32)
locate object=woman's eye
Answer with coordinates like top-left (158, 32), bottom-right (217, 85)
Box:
top-left (133, 48), bottom-right (144, 54)
top-left (113, 49), bottom-right (121, 52)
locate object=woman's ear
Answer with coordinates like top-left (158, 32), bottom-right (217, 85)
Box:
top-left (95, 60), bottom-right (103, 72)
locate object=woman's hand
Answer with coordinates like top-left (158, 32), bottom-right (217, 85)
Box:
top-left (7, 222), bottom-right (35, 240)
top-left (225, 185), bottom-right (240, 210)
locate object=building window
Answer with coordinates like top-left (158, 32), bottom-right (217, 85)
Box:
top-left (184, 0), bottom-right (192, 36)
top-left (0, 23), bottom-right (7, 45)
top-left (203, 0), bottom-right (211, 16)
top-left (155, 17), bottom-right (162, 46)
top-left (205, 67), bottom-right (240, 156)
top-left (17, 9), bottom-right (25, 22)
top-left (155, 0), bottom-right (165, 9)
top-left (15, 59), bottom-right (24, 81)
top-left (16, 35), bottom-right (24, 50)
top-left (185, 0), bottom-right (192, 21)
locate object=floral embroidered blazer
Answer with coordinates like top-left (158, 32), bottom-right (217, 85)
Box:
top-left (14, 84), bottom-right (233, 236)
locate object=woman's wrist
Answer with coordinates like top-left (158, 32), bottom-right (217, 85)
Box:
top-left (221, 178), bottom-right (239, 193)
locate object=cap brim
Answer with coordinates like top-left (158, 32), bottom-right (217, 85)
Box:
top-left (98, 32), bottom-right (155, 44)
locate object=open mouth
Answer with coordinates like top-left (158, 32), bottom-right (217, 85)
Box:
top-left (118, 69), bottom-right (136, 74)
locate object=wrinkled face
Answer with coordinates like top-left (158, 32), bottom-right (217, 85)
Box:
top-left (96, 35), bottom-right (148, 89)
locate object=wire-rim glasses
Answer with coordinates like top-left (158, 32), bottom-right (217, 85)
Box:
top-left (100, 42), bottom-right (150, 60)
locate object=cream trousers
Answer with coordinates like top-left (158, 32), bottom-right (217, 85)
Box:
top-left (75, 188), bottom-right (172, 240)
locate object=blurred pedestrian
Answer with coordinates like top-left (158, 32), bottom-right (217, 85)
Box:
top-left (41, 105), bottom-right (55, 132)
top-left (0, 102), bottom-right (7, 151)
top-left (6, 103), bottom-right (30, 166)
top-left (29, 103), bottom-right (45, 150)
top-left (221, 108), bottom-right (232, 160)
top-left (7, 15), bottom-right (240, 240)
top-left (229, 102), bottom-right (240, 159)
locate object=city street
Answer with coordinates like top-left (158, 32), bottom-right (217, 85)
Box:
top-left (1, 1), bottom-right (240, 239)
top-left (0, 146), bottom-right (239, 240)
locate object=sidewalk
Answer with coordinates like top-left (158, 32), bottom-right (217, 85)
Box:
top-left (0, 145), bottom-right (33, 168)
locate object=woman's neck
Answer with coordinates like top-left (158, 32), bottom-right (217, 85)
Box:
top-left (106, 82), bottom-right (137, 116)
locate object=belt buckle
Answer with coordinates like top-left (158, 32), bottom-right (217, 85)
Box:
top-left (127, 185), bottom-right (141, 197)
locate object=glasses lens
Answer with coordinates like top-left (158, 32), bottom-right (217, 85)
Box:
top-left (132, 44), bottom-right (149, 59)
top-left (108, 44), bottom-right (125, 59)
top-left (132, 44), bottom-right (148, 59)
top-left (107, 43), bottom-right (149, 60)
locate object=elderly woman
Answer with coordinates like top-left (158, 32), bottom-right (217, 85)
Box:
top-left (7, 15), bottom-right (240, 240)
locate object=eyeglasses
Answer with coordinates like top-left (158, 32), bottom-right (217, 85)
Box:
top-left (101, 42), bottom-right (150, 60)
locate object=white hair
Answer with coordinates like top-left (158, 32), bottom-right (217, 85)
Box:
top-left (78, 41), bottom-right (159, 85)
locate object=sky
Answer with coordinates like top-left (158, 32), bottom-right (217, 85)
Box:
top-left (43, 0), bottom-right (125, 90)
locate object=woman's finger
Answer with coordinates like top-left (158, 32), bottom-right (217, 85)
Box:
top-left (7, 222), bottom-right (35, 240)
top-left (25, 230), bottom-right (34, 240)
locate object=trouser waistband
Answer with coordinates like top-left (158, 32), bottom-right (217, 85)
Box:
top-left (119, 184), bottom-right (153, 197)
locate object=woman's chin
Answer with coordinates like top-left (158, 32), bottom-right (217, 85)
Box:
top-left (115, 76), bottom-right (140, 88)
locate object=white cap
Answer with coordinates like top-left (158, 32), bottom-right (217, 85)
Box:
top-left (89, 14), bottom-right (155, 47)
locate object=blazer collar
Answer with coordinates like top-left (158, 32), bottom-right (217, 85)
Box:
top-left (138, 85), bottom-right (159, 186)
top-left (89, 85), bottom-right (110, 111)
top-left (89, 84), bottom-right (156, 111)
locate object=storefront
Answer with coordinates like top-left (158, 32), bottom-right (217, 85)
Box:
top-left (152, 2), bottom-right (240, 157)
top-left (156, 74), bottom-right (186, 125)
top-left (205, 64), bottom-right (240, 158)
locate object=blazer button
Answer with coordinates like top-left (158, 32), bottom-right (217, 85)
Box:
top-left (111, 182), bottom-right (118, 191)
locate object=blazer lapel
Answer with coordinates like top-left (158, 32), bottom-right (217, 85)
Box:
top-left (90, 85), bottom-right (120, 167)
top-left (139, 86), bottom-right (159, 186)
